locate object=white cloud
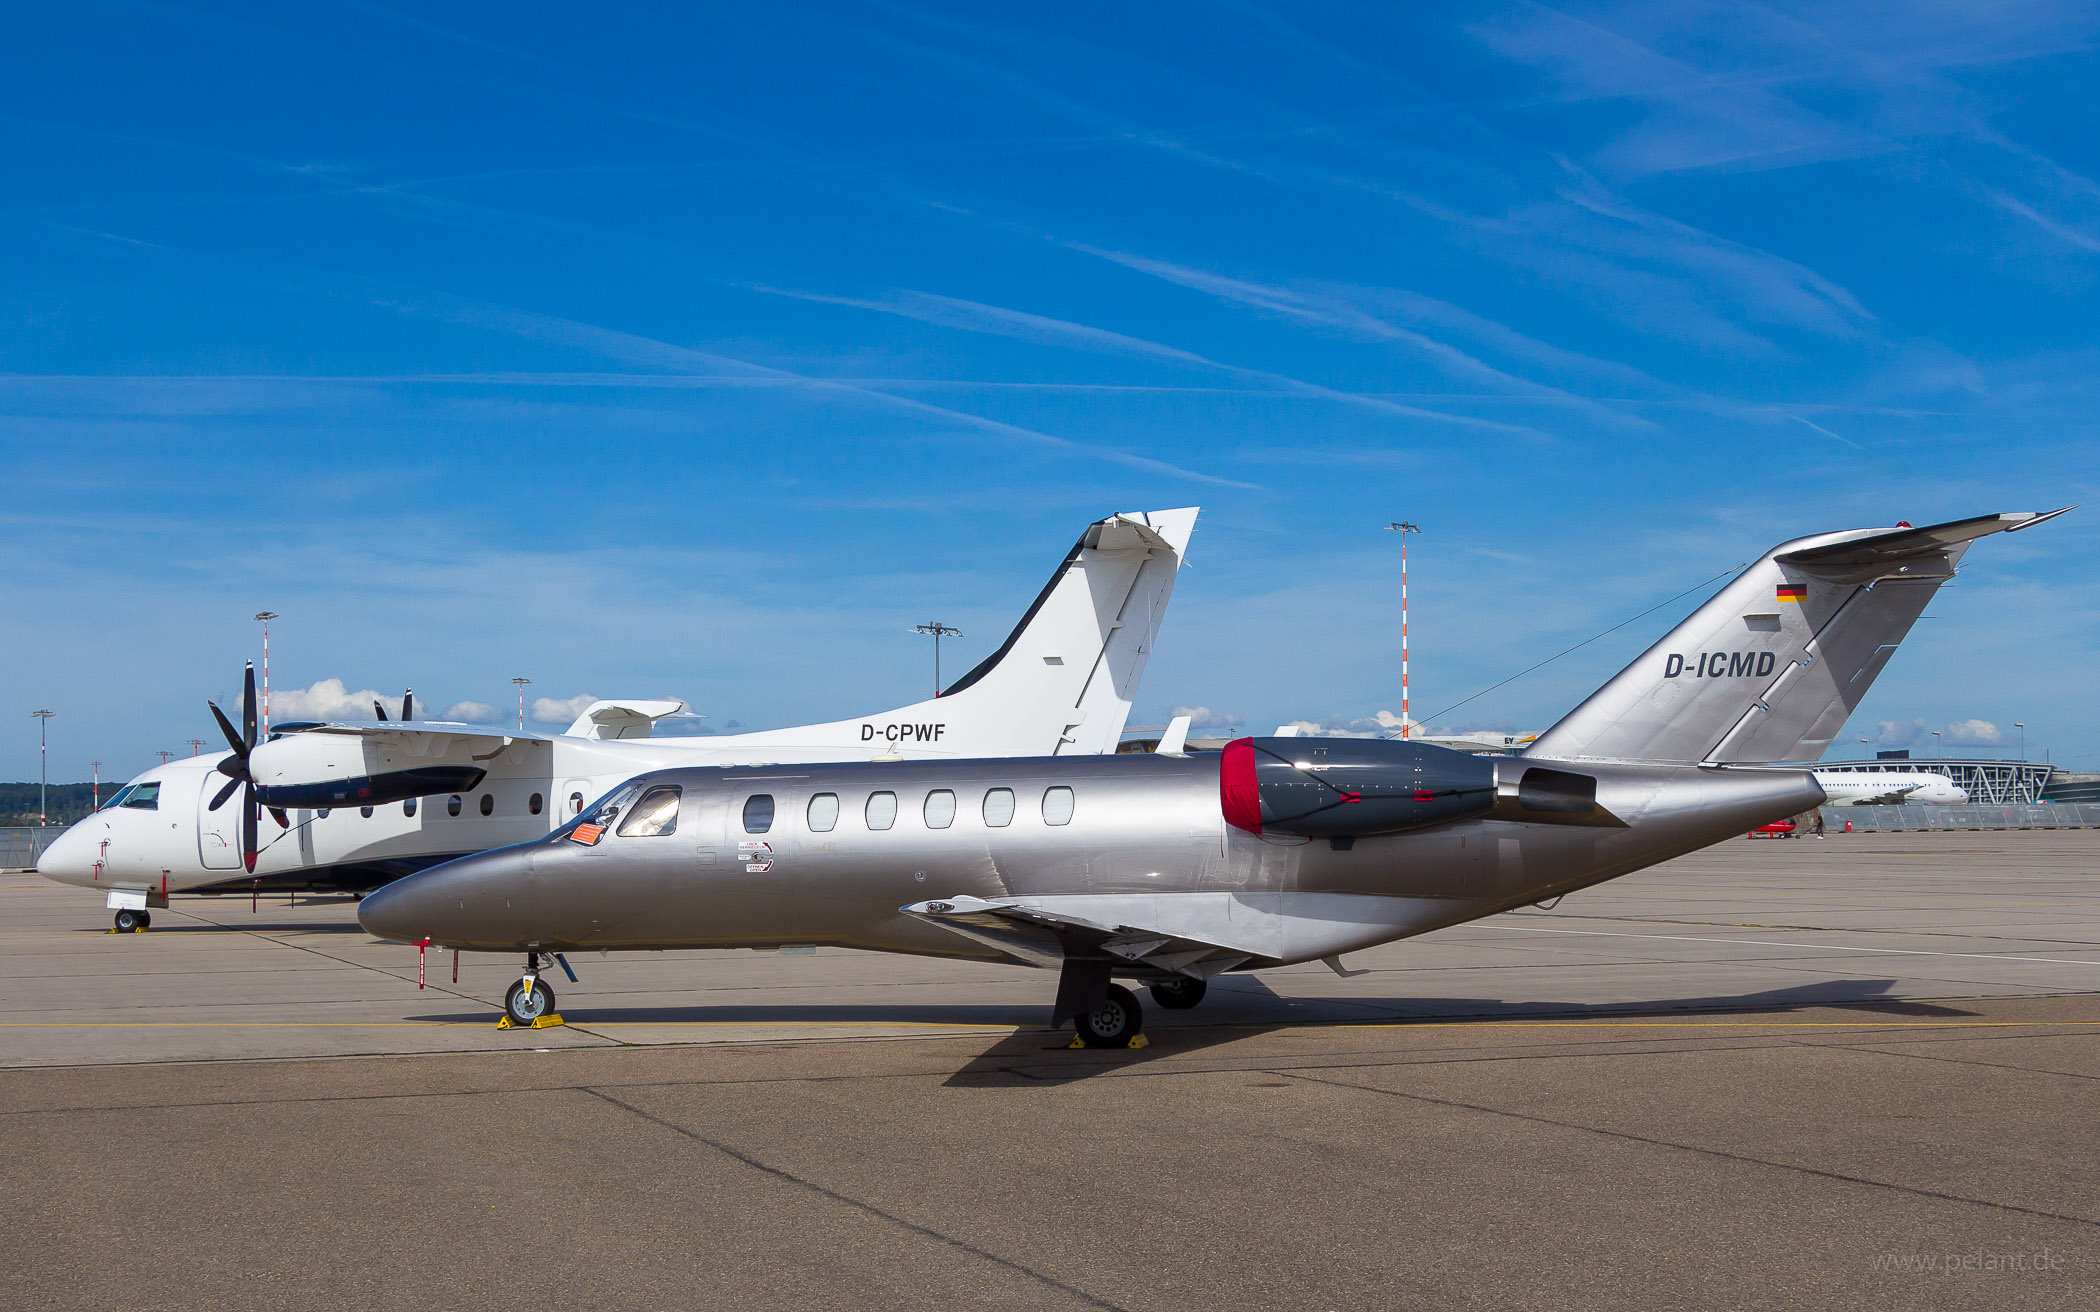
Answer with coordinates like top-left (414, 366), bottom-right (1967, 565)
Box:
top-left (266, 678), bottom-right (405, 723)
top-left (1946, 718), bottom-right (2004, 745)
top-left (441, 700), bottom-right (502, 724)
top-left (1169, 705), bottom-right (1242, 730)
top-left (531, 693), bottom-right (599, 725)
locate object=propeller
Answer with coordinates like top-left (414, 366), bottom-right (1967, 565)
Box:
top-left (374, 688), bottom-right (413, 722)
top-left (206, 662), bottom-right (285, 873)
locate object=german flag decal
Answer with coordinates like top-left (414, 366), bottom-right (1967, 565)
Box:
top-left (1775, 584), bottom-right (1807, 603)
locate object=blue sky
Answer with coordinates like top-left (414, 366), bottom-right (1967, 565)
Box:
top-left (5, 1), bottom-right (2098, 782)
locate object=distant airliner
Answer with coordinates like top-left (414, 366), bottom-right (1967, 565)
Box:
top-left (1811, 770), bottom-right (1967, 806)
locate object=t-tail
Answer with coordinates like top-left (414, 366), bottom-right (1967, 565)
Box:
top-left (1524, 509), bottom-right (2073, 765)
top-left (721, 508), bottom-right (1199, 758)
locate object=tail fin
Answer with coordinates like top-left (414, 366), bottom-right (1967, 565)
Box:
top-left (718, 508), bottom-right (1199, 758)
top-left (1524, 509), bottom-right (2071, 765)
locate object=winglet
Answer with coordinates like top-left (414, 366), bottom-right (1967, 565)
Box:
top-left (1157, 715), bottom-right (1192, 755)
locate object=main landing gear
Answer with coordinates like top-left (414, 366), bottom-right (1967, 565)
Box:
top-left (1073, 984), bottom-right (1143, 1048)
top-left (113, 908), bottom-right (151, 932)
top-left (1148, 977), bottom-right (1207, 1010)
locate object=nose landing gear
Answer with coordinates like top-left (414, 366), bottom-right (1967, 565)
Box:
top-left (112, 908), bottom-right (151, 933)
top-left (499, 951), bottom-right (563, 1029)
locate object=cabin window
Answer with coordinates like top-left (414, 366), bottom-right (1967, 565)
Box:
top-left (479, 794), bottom-right (494, 817)
top-left (742, 794), bottom-right (775, 834)
top-left (569, 792), bottom-right (584, 815)
top-left (360, 805), bottom-right (373, 819)
top-left (865, 791), bottom-right (897, 831)
top-left (447, 795), bottom-right (462, 817)
top-left (618, 786), bottom-right (682, 837)
top-left (529, 793), bottom-right (544, 816)
top-left (120, 782), bottom-right (160, 811)
top-left (982, 787), bottom-right (1015, 827)
top-left (403, 797), bottom-right (418, 818)
top-left (807, 792), bottom-right (839, 832)
top-left (923, 789), bottom-right (956, 829)
top-left (1042, 786), bottom-right (1075, 826)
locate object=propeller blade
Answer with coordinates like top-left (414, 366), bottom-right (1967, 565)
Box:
top-left (375, 701), bottom-right (388, 721)
top-left (269, 807), bottom-right (290, 829)
top-left (208, 700), bottom-right (247, 760)
top-left (402, 689), bottom-right (413, 722)
top-left (242, 783), bottom-right (259, 874)
top-left (242, 662), bottom-right (258, 751)
top-left (208, 777), bottom-right (241, 811)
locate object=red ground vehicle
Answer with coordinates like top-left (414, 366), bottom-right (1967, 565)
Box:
top-left (1748, 819), bottom-right (1798, 838)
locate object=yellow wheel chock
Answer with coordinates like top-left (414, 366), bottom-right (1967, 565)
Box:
top-left (496, 1013), bottom-right (565, 1030)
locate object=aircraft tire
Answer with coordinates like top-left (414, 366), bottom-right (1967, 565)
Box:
top-left (1074, 983), bottom-right (1143, 1048)
top-left (139, 911), bottom-right (152, 929)
top-left (113, 908), bottom-right (144, 933)
top-left (504, 977), bottom-right (556, 1026)
top-left (1149, 977), bottom-right (1206, 1010)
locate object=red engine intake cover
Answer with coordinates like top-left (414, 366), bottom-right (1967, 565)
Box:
top-left (1220, 736), bottom-right (1263, 834)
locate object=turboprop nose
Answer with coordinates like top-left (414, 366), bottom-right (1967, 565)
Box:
top-left (34, 822), bottom-right (96, 888)
top-left (358, 846), bottom-right (536, 946)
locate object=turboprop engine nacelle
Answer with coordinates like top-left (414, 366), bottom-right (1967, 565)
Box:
top-left (250, 728), bottom-right (489, 809)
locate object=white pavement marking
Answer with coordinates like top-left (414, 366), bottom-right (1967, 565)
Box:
top-left (1482, 924), bottom-right (2100, 968)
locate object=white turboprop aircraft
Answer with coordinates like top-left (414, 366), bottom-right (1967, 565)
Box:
top-left (1810, 769), bottom-right (1967, 806)
top-left (38, 508), bottom-right (1198, 929)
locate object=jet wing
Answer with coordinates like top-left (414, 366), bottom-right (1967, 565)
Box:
top-left (901, 894), bottom-right (1256, 977)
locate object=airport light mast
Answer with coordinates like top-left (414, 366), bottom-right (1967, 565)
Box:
top-left (32, 709), bottom-right (54, 826)
top-left (187, 739), bottom-right (205, 757)
top-left (914, 622), bottom-right (963, 697)
top-left (2016, 722), bottom-right (2026, 760)
top-left (91, 760), bottom-right (101, 810)
top-left (1384, 523), bottom-right (1421, 738)
top-left (254, 612), bottom-right (278, 736)
top-left (512, 677), bottom-right (532, 729)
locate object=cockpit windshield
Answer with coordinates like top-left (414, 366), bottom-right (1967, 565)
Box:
top-left (545, 780), bottom-right (644, 845)
top-left (100, 784), bottom-right (137, 811)
top-left (119, 782), bottom-right (161, 811)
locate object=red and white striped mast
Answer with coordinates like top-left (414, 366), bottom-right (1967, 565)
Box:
top-left (1385, 522), bottom-right (1421, 739)
top-left (254, 612), bottom-right (278, 735)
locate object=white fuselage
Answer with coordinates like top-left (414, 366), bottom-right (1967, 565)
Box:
top-left (1811, 770), bottom-right (1968, 806)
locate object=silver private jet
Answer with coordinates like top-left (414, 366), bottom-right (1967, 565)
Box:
top-left (359, 509), bottom-right (2070, 1044)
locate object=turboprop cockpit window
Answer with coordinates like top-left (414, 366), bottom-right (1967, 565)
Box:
top-left (617, 786), bottom-right (682, 838)
top-left (121, 782), bottom-right (161, 811)
top-left (101, 784), bottom-right (137, 810)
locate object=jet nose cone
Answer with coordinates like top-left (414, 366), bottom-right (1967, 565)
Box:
top-left (357, 847), bottom-right (535, 946)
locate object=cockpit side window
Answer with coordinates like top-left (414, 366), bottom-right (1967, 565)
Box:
top-left (617, 786), bottom-right (682, 837)
top-left (101, 784), bottom-right (137, 811)
top-left (120, 782), bottom-right (161, 811)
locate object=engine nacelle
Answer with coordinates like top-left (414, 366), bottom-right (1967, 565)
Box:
top-left (1220, 737), bottom-right (1497, 837)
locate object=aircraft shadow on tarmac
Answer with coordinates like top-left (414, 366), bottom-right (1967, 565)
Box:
top-left (939, 975), bottom-right (1974, 1084)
